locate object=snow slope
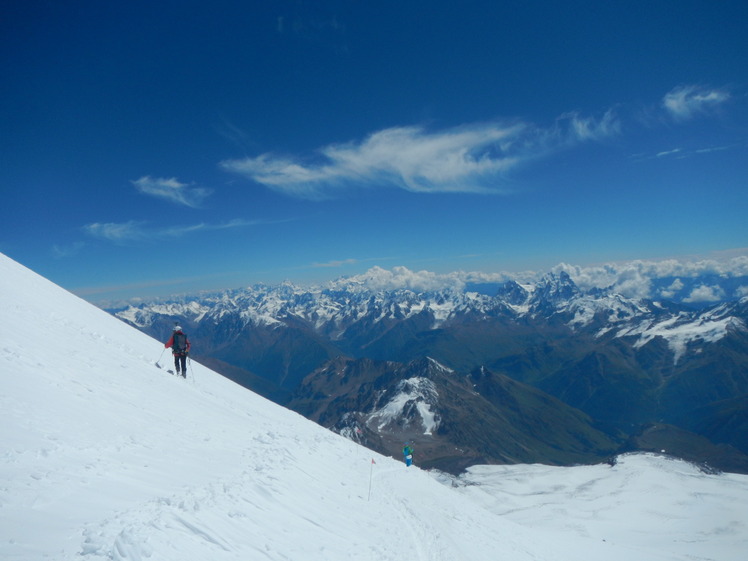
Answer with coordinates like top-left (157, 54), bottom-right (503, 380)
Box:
top-left (1, 252), bottom-right (746, 561)
top-left (446, 456), bottom-right (748, 561)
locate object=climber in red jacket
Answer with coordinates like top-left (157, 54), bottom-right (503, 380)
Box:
top-left (164, 325), bottom-right (191, 378)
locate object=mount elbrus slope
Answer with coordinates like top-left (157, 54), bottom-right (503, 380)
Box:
top-left (5, 251), bottom-right (748, 560)
top-left (0, 251), bottom-right (594, 561)
top-left (113, 270), bottom-right (748, 473)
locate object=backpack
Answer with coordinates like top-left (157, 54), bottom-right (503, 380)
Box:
top-left (172, 332), bottom-right (187, 353)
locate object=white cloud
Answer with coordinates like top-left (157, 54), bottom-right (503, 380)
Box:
top-left (659, 278), bottom-right (684, 299)
top-left (554, 262), bottom-right (655, 299)
top-left (683, 284), bottom-right (726, 303)
top-left (662, 85), bottom-right (730, 121)
top-left (221, 123), bottom-right (523, 198)
top-left (557, 256), bottom-right (748, 299)
top-left (330, 266), bottom-right (530, 294)
top-left (220, 86), bottom-right (737, 199)
top-left (132, 176), bottom-right (212, 208)
top-left (334, 266), bottom-right (466, 292)
top-left (322, 255), bottom-right (748, 301)
top-left (221, 113), bottom-right (620, 199)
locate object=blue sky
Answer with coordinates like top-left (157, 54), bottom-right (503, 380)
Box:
top-left (2, 1), bottom-right (747, 303)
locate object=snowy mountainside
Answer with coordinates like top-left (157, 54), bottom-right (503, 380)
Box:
top-left (442, 453), bottom-right (748, 561)
top-left (0, 252), bottom-right (573, 560)
top-left (2, 252), bottom-right (748, 560)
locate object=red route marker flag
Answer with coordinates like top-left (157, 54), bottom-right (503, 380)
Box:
top-left (368, 459), bottom-right (376, 500)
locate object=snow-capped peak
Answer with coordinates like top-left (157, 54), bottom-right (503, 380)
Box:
top-left (368, 376), bottom-right (441, 435)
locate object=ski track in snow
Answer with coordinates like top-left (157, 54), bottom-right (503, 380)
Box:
top-left (2, 252), bottom-right (748, 561)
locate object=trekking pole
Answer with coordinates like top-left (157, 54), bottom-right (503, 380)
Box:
top-left (155, 348), bottom-right (165, 368)
top-left (188, 356), bottom-right (195, 384)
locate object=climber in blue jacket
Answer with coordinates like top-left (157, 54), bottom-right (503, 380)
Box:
top-left (403, 442), bottom-right (414, 467)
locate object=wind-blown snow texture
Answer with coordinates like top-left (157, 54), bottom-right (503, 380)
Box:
top-left (1, 252), bottom-right (746, 561)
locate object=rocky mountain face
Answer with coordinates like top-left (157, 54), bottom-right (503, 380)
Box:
top-left (288, 356), bottom-right (620, 473)
top-left (111, 271), bottom-right (748, 473)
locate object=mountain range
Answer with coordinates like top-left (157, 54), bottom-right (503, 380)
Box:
top-left (112, 268), bottom-right (748, 473)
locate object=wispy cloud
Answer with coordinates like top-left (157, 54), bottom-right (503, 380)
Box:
top-left (221, 86), bottom-right (732, 199)
top-left (83, 220), bottom-right (148, 243)
top-left (662, 85), bottom-right (730, 121)
top-left (52, 242), bottom-right (87, 259)
top-left (656, 148), bottom-right (683, 158)
top-left (276, 4), bottom-right (346, 40)
top-left (221, 112), bottom-right (620, 199)
top-left (214, 116), bottom-right (258, 153)
top-left (694, 145), bottom-right (732, 155)
top-left (635, 142), bottom-right (736, 162)
top-left (557, 109), bottom-right (621, 142)
top-left (132, 176), bottom-right (212, 208)
top-left (222, 123), bottom-right (522, 198)
top-left (312, 258), bottom-right (358, 268)
top-left (83, 219), bottom-right (267, 244)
